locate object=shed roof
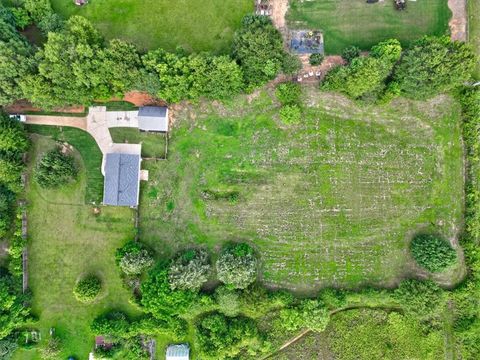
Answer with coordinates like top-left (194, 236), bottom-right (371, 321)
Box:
top-left (166, 344), bottom-right (190, 360)
top-left (138, 106), bottom-right (169, 132)
top-left (103, 153), bottom-right (140, 207)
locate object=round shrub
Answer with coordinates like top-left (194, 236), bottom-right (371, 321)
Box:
top-left (73, 275), bottom-right (102, 303)
top-left (116, 241), bottom-right (154, 275)
top-left (34, 147), bottom-right (77, 188)
top-left (341, 45), bottom-right (361, 63)
top-left (410, 234), bottom-right (457, 272)
top-left (216, 243), bottom-right (258, 289)
top-left (168, 248), bottom-right (211, 291)
top-left (279, 105), bottom-right (301, 125)
top-left (309, 53), bottom-right (324, 66)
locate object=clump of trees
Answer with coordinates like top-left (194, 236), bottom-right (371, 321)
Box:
top-left (393, 36), bottom-right (476, 99)
top-left (34, 147), bottom-right (77, 188)
top-left (323, 37), bottom-right (476, 102)
top-left (168, 248), bottom-right (211, 291)
top-left (410, 234), bottom-right (457, 272)
top-left (232, 15), bottom-right (290, 89)
top-left (216, 243), bottom-right (258, 289)
top-left (323, 39), bottom-right (402, 100)
top-left (0, 112), bottom-right (28, 193)
top-left (0, 8), bottom-right (34, 107)
top-left (116, 241), bottom-right (154, 276)
top-left (0, 273), bottom-right (30, 340)
top-left (195, 312), bottom-right (265, 359)
top-left (73, 275), bottom-right (102, 303)
top-left (0, 185), bottom-right (15, 239)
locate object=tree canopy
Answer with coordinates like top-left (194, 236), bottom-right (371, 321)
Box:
top-left (34, 147), bottom-right (77, 188)
top-left (393, 36), bottom-right (475, 99)
top-left (410, 234), bottom-right (457, 272)
top-left (168, 248), bottom-right (211, 291)
top-left (216, 243), bottom-right (258, 289)
top-left (232, 15), bottom-right (286, 89)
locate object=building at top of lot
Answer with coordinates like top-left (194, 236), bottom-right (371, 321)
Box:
top-left (138, 106), bottom-right (169, 132)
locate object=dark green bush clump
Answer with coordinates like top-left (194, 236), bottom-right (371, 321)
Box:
top-left (410, 234), bottom-right (457, 272)
top-left (309, 53), bottom-right (324, 66)
top-left (34, 147), bottom-right (77, 188)
top-left (341, 45), bottom-right (361, 63)
top-left (73, 275), bottom-right (102, 303)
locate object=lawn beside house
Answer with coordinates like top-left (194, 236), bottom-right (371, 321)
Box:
top-left (109, 127), bottom-right (167, 158)
top-left (26, 125), bottom-right (104, 204)
top-left (50, 0), bottom-right (253, 53)
top-left (12, 135), bottom-right (140, 360)
top-left (287, 0), bottom-right (451, 54)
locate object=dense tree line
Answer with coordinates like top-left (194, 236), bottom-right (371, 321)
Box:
top-left (0, 2), bottom-right (289, 109)
top-left (323, 37), bottom-right (476, 102)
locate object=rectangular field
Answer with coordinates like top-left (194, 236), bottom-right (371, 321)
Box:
top-left (139, 90), bottom-right (464, 292)
top-left (50, 0), bottom-right (253, 53)
top-left (287, 0), bottom-right (451, 54)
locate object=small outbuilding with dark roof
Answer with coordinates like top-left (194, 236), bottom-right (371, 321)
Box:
top-left (103, 153), bottom-right (141, 207)
top-left (138, 106), bottom-right (169, 132)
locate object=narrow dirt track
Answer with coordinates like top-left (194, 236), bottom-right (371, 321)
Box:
top-left (448, 0), bottom-right (467, 41)
top-left (25, 115), bottom-right (87, 130)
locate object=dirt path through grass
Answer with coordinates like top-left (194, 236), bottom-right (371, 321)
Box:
top-left (448, 0), bottom-right (467, 41)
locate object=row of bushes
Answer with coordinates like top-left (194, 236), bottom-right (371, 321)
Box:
top-left (322, 37), bottom-right (476, 102)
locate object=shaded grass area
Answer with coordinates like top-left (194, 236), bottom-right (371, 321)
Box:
top-left (109, 127), bottom-right (167, 158)
top-left (468, 0), bottom-right (480, 79)
top-left (277, 308), bottom-right (445, 360)
top-left (50, 0), bottom-right (253, 53)
top-left (26, 125), bottom-right (103, 204)
top-left (139, 90), bottom-right (464, 292)
top-left (287, 0), bottom-right (451, 54)
top-left (12, 135), bottom-right (139, 360)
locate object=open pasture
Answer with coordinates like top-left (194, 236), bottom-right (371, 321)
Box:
top-left (50, 0), bottom-right (253, 53)
top-left (287, 0), bottom-right (451, 54)
top-left (139, 90), bottom-right (464, 292)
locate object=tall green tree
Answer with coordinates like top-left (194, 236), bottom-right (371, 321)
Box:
top-left (0, 113), bottom-right (29, 154)
top-left (0, 12), bottom-right (33, 106)
top-left (393, 36), bottom-right (476, 99)
top-left (21, 16), bottom-right (103, 108)
top-left (232, 15), bottom-right (286, 89)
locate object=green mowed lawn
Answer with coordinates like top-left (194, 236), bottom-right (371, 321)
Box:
top-left (109, 127), bottom-right (167, 158)
top-left (287, 0), bottom-right (451, 54)
top-left (468, 0), bottom-right (480, 79)
top-left (139, 89), bottom-right (464, 292)
top-left (50, 0), bottom-right (253, 52)
top-left (26, 125), bottom-right (104, 204)
top-left (13, 135), bottom-right (139, 360)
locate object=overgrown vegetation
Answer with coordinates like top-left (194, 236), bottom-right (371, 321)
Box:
top-left (410, 233), bottom-right (458, 272)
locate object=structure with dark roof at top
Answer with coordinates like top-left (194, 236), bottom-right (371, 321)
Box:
top-left (103, 153), bottom-right (141, 207)
top-left (138, 106), bottom-right (169, 132)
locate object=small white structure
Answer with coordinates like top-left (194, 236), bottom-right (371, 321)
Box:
top-left (166, 344), bottom-right (190, 360)
top-left (138, 106), bottom-right (169, 132)
top-left (9, 114), bottom-right (26, 122)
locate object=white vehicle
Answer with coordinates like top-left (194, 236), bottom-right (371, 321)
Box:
top-left (9, 114), bottom-right (26, 122)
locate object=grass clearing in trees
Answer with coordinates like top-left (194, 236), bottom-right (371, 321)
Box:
top-left (49, 0), bottom-right (253, 53)
top-left (287, 0), bottom-right (450, 54)
top-left (139, 88), bottom-right (464, 293)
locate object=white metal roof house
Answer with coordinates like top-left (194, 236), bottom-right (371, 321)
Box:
top-left (102, 153), bottom-right (141, 207)
top-left (166, 344), bottom-right (190, 360)
top-left (138, 106), bottom-right (169, 132)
